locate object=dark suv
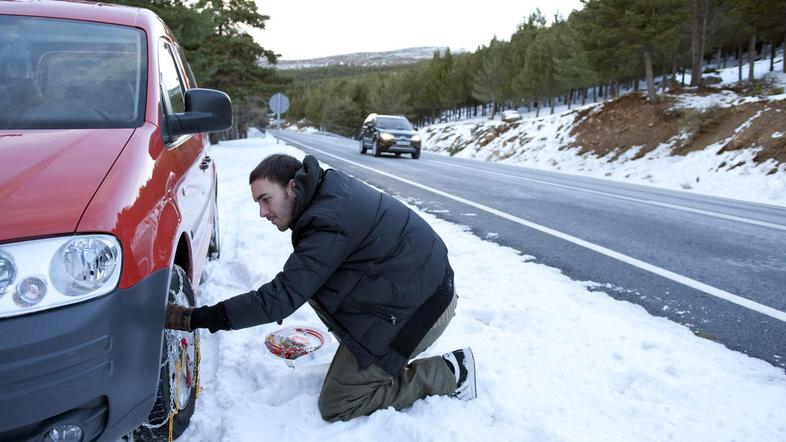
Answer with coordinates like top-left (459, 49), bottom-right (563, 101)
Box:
top-left (359, 113), bottom-right (421, 159)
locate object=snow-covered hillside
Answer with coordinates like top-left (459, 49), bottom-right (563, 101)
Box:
top-left (265, 46), bottom-right (451, 70)
top-left (179, 134), bottom-right (786, 442)
top-left (422, 55), bottom-right (786, 207)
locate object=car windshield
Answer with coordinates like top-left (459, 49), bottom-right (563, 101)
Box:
top-left (376, 117), bottom-right (412, 130)
top-left (0, 15), bottom-right (147, 130)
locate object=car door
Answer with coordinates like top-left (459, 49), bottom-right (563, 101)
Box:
top-left (158, 39), bottom-right (213, 277)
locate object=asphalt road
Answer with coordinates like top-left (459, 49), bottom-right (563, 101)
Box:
top-left (276, 131), bottom-right (786, 369)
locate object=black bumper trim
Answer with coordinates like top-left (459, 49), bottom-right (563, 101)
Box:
top-left (0, 267), bottom-right (171, 442)
top-left (382, 145), bottom-right (418, 154)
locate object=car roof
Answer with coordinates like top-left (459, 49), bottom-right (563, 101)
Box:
top-left (0, 0), bottom-right (159, 29)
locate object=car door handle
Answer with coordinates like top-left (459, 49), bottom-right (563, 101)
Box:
top-left (199, 156), bottom-right (211, 170)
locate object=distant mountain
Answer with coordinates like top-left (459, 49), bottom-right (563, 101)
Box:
top-left (265, 47), bottom-right (457, 70)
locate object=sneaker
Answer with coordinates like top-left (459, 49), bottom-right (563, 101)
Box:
top-left (442, 347), bottom-right (477, 401)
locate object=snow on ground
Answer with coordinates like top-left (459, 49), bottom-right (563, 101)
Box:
top-left (422, 50), bottom-right (786, 207)
top-left (181, 133), bottom-right (786, 442)
top-left (713, 52), bottom-right (786, 87)
top-left (673, 52), bottom-right (786, 110)
top-left (670, 89), bottom-right (762, 109)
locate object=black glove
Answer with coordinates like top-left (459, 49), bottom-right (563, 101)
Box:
top-left (165, 303), bottom-right (194, 331)
top-left (167, 301), bottom-right (268, 332)
top-left (190, 302), bottom-right (232, 333)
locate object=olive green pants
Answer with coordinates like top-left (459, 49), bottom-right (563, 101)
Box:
top-left (317, 294), bottom-right (457, 422)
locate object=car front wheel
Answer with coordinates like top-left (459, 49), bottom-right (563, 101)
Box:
top-left (372, 139), bottom-right (382, 157)
top-left (134, 265), bottom-right (199, 441)
top-left (412, 149), bottom-right (421, 159)
top-left (359, 137), bottom-right (367, 154)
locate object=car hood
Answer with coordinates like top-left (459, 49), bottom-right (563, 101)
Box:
top-left (0, 129), bottom-right (135, 242)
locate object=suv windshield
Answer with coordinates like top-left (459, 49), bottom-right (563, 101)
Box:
top-left (0, 16), bottom-right (147, 130)
top-left (376, 117), bottom-right (412, 131)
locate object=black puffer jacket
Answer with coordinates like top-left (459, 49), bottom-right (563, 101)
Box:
top-left (223, 155), bottom-right (451, 376)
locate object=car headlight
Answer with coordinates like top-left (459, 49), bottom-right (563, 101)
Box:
top-left (0, 235), bottom-right (122, 318)
top-left (51, 236), bottom-right (120, 295)
top-left (0, 251), bottom-right (17, 294)
top-left (379, 133), bottom-right (394, 142)
top-left (411, 135), bottom-right (421, 144)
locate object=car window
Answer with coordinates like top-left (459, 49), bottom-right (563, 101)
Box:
top-left (376, 117), bottom-right (412, 130)
top-left (0, 15), bottom-right (147, 129)
top-left (175, 46), bottom-right (197, 88)
top-left (159, 41), bottom-right (185, 114)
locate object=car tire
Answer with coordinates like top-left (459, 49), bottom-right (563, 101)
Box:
top-left (372, 139), bottom-right (382, 157)
top-left (359, 138), bottom-right (367, 154)
top-left (412, 149), bottom-right (421, 159)
top-left (133, 265), bottom-right (199, 442)
top-left (207, 202), bottom-right (220, 261)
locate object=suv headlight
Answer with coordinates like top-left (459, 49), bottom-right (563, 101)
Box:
top-left (379, 133), bottom-right (395, 142)
top-left (411, 134), bottom-right (421, 144)
top-left (0, 235), bottom-right (122, 318)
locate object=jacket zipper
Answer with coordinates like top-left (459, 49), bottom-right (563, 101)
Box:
top-left (346, 300), bottom-right (398, 325)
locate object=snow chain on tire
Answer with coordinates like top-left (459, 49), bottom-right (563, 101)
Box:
top-left (139, 266), bottom-right (201, 442)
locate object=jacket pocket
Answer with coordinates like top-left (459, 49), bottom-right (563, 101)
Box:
top-left (344, 300), bottom-right (399, 325)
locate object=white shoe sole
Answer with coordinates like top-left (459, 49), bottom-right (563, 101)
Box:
top-left (455, 347), bottom-right (477, 401)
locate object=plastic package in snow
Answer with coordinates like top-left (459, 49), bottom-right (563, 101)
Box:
top-left (265, 325), bottom-right (332, 368)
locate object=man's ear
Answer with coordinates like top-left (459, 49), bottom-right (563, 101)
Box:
top-left (288, 179), bottom-right (296, 190)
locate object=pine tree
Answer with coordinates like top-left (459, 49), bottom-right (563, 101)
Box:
top-left (517, 28), bottom-right (560, 116)
top-left (446, 53), bottom-right (478, 114)
top-left (577, 0), bottom-right (688, 103)
top-left (573, 2), bottom-right (639, 100)
top-left (553, 19), bottom-right (596, 107)
top-left (472, 38), bottom-right (510, 118)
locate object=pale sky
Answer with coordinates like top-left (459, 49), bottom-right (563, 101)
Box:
top-left (250, 1), bottom-right (584, 60)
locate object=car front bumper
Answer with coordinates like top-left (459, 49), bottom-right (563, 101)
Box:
top-left (380, 142), bottom-right (419, 154)
top-left (0, 267), bottom-right (170, 442)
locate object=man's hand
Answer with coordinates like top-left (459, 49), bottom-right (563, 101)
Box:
top-left (165, 303), bottom-right (194, 331)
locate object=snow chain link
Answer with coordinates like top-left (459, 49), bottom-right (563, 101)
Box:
top-left (140, 267), bottom-right (201, 442)
top-left (168, 355), bottom-right (182, 442)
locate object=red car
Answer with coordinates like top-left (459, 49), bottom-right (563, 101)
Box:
top-left (0, 2), bottom-right (231, 441)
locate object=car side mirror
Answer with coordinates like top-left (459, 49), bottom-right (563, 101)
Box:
top-left (167, 88), bottom-right (233, 136)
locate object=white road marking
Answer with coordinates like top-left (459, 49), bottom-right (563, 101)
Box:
top-left (281, 135), bottom-right (786, 323)
top-left (423, 160), bottom-right (786, 232)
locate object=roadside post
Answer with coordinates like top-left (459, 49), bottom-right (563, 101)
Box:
top-left (268, 93), bottom-right (289, 144)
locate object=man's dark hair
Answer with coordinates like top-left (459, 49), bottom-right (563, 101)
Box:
top-left (249, 154), bottom-right (303, 187)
